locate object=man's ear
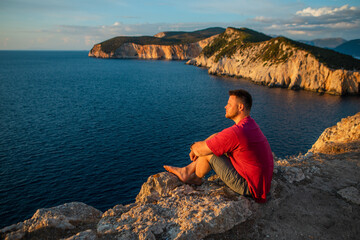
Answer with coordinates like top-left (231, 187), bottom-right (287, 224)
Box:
top-left (238, 103), bottom-right (245, 112)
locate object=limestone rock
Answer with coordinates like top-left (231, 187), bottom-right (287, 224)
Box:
top-left (135, 172), bottom-right (182, 203)
top-left (310, 112), bottom-right (360, 154)
top-left (62, 229), bottom-right (97, 240)
top-left (97, 172), bottom-right (253, 240)
top-left (0, 202), bottom-right (102, 240)
top-left (337, 186), bottom-right (360, 205)
top-left (283, 167), bottom-right (305, 183)
top-left (88, 35), bottom-right (218, 60)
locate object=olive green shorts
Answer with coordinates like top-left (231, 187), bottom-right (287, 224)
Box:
top-left (209, 154), bottom-right (252, 196)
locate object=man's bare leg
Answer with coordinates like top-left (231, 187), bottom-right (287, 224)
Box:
top-left (195, 155), bottom-right (212, 178)
top-left (164, 155), bottom-right (212, 185)
top-left (164, 161), bottom-right (199, 184)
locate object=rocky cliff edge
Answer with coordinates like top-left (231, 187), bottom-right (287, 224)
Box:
top-left (1, 112), bottom-right (360, 240)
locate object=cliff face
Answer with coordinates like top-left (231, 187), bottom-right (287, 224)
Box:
top-left (88, 35), bottom-right (217, 60)
top-left (88, 27), bottom-right (223, 60)
top-left (187, 27), bottom-right (360, 95)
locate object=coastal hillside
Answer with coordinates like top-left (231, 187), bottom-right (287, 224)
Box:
top-left (88, 27), bottom-right (225, 59)
top-left (299, 38), bottom-right (347, 49)
top-left (187, 27), bottom-right (360, 95)
top-left (1, 112), bottom-right (359, 239)
top-left (334, 39), bottom-right (360, 58)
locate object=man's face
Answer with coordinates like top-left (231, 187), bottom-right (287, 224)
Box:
top-left (225, 95), bottom-right (241, 119)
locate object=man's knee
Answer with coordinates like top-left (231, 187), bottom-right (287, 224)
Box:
top-left (197, 155), bottom-right (212, 166)
top-left (202, 154), bottom-right (213, 162)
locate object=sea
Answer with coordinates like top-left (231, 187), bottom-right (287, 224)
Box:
top-left (0, 51), bottom-right (359, 228)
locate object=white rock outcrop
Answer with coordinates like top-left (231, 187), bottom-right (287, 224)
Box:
top-left (310, 112), bottom-right (360, 154)
top-left (0, 202), bottom-right (102, 240)
top-left (97, 173), bottom-right (253, 240)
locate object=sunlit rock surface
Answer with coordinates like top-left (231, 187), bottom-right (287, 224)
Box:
top-left (97, 173), bottom-right (253, 239)
top-left (88, 35), bottom-right (217, 60)
top-left (310, 112), bottom-right (360, 154)
top-left (0, 202), bottom-right (102, 240)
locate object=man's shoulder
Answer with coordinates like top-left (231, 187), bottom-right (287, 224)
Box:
top-left (221, 124), bottom-right (239, 134)
top-left (237, 116), bottom-right (261, 129)
top-left (209, 125), bottom-right (238, 143)
top-left (239, 116), bottom-right (257, 125)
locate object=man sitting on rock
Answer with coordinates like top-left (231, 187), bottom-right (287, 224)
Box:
top-left (164, 89), bottom-right (274, 203)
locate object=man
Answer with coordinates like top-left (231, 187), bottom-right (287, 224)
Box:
top-left (164, 89), bottom-right (273, 203)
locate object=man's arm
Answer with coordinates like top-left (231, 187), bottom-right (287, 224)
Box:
top-left (190, 133), bottom-right (218, 157)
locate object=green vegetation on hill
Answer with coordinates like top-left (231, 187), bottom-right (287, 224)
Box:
top-left (201, 28), bottom-right (360, 71)
top-left (272, 37), bottom-right (360, 70)
top-left (258, 37), bottom-right (360, 70)
top-left (98, 27), bottom-right (225, 54)
top-left (202, 27), bottom-right (272, 61)
top-left (259, 37), bottom-right (294, 64)
top-left (158, 27), bottom-right (225, 41)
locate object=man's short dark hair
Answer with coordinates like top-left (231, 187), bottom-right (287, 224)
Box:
top-left (229, 89), bottom-right (252, 111)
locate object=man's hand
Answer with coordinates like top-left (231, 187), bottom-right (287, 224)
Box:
top-left (189, 150), bottom-right (198, 161)
top-left (188, 133), bottom-right (217, 161)
top-left (191, 141), bottom-right (213, 157)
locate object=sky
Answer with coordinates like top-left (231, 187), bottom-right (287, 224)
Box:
top-left (0, 0), bottom-right (359, 50)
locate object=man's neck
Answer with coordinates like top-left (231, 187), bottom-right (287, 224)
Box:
top-left (233, 112), bottom-right (250, 125)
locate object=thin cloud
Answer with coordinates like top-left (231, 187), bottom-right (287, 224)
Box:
top-left (253, 4), bottom-right (360, 40)
top-left (292, 5), bottom-right (360, 28)
top-left (287, 30), bottom-right (309, 36)
top-left (253, 16), bottom-right (274, 23)
top-left (296, 5), bottom-right (357, 17)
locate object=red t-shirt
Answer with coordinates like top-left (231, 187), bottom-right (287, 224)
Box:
top-left (206, 116), bottom-right (273, 203)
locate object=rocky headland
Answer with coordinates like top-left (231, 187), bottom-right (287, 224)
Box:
top-left (88, 27), bottom-right (224, 60)
top-left (187, 27), bottom-right (360, 95)
top-left (1, 112), bottom-right (359, 240)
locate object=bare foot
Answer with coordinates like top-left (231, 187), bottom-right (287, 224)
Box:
top-left (163, 165), bottom-right (188, 183)
top-left (163, 165), bottom-right (202, 185)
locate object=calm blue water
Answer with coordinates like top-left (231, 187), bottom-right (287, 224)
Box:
top-left (0, 51), bottom-right (359, 228)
